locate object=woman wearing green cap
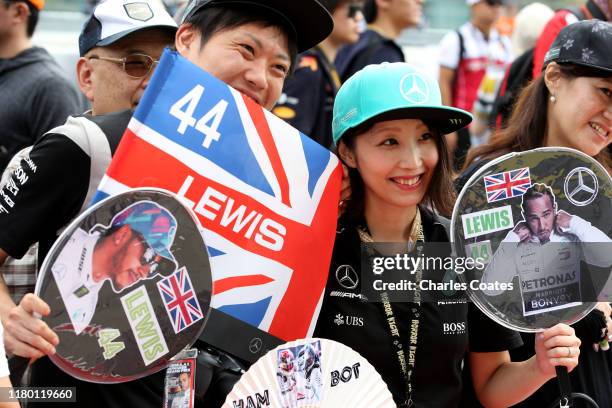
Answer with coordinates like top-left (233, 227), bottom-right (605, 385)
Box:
top-left (313, 62), bottom-right (581, 407)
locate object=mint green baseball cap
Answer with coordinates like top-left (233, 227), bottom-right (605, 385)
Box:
top-left (332, 62), bottom-right (473, 145)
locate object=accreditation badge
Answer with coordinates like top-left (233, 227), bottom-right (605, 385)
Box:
top-left (451, 148), bottom-right (612, 331)
top-left (222, 338), bottom-right (395, 408)
top-left (35, 188), bottom-right (212, 382)
top-left (163, 349), bottom-right (197, 408)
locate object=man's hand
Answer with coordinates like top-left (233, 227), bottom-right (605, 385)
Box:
top-left (513, 222), bottom-right (531, 242)
top-left (555, 210), bottom-right (573, 230)
top-left (4, 294), bottom-right (58, 359)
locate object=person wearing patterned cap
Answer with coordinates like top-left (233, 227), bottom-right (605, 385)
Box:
top-left (52, 201), bottom-right (177, 335)
top-left (532, 0), bottom-right (612, 78)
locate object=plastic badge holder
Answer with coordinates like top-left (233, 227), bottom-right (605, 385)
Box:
top-left (164, 348), bottom-right (198, 408)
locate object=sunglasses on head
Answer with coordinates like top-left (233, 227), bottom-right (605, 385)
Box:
top-left (348, 3), bottom-right (362, 19)
top-left (88, 53), bottom-right (159, 78)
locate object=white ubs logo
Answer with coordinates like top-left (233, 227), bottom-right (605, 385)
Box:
top-left (334, 313), bottom-right (364, 327)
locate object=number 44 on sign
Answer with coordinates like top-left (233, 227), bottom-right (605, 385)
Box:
top-left (465, 240), bottom-right (492, 266)
top-left (98, 328), bottom-right (126, 360)
top-left (170, 85), bottom-right (228, 148)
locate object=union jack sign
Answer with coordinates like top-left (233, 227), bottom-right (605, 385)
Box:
top-left (93, 50), bottom-right (342, 340)
top-left (157, 267), bottom-right (203, 334)
top-left (483, 167), bottom-right (531, 203)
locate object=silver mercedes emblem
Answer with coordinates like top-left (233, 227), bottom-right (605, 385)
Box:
top-left (249, 337), bottom-right (262, 354)
top-left (335, 265), bottom-right (359, 290)
top-left (564, 167), bottom-right (598, 206)
top-left (399, 73), bottom-right (430, 105)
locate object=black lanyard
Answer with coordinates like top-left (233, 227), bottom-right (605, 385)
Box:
top-left (380, 242), bottom-right (423, 408)
top-left (360, 221), bottom-right (425, 407)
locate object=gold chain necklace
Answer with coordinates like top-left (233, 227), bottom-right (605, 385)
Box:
top-left (357, 208), bottom-right (424, 244)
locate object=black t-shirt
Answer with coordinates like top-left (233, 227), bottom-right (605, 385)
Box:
top-left (0, 109), bottom-right (171, 408)
top-left (314, 209), bottom-right (522, 407)
top-left (335, 29), bottom-right (405, 83)
top-left (273, 47), bottom-right (339, 149)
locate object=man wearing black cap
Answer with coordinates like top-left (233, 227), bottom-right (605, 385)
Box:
top-left (175, 0), bottom-right (332, 111)
top-left (0, 1), bottom-right (332, 407)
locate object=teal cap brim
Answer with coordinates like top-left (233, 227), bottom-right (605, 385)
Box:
top-left (341, 105), bottom-right (473, 141)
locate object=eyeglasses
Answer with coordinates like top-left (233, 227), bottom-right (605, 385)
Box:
top-left (348, 3), bottom-right (362, 19)
top-left (88, 53), bottom-right (159, 78)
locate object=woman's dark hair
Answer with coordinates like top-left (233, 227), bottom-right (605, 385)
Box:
top-left (185, 4), bottom-right (298, 74)
top-left (464, 63), bottom-right (612, 172)
top-left (339, 119), bottom-right (456, 223)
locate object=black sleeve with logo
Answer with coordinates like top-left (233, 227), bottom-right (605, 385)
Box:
top-left (0, 134), bottom-right (89, 261)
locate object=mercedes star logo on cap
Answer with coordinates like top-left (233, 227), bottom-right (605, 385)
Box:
top-left (399, 73), bottom-right (430, 105)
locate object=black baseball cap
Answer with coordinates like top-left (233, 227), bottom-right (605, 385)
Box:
top-left (180, 0), bottom-right (333, 53)
top-left (543, 20), bottom-right (612, 74)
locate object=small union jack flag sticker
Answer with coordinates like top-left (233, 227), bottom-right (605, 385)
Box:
top-left (483, 167), bottom-right (532, 203)
top-left (157, 267), bottom-right (204, 334)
